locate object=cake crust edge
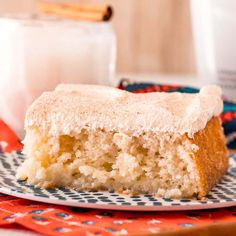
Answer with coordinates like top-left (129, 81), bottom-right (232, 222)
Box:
top-left (190, 117), bottom-right (228, 198)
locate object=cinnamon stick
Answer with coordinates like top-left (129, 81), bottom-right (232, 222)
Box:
top-left (38, 2), bottom-right (113, 22)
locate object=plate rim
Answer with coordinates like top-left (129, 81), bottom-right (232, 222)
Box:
top-left (1, 185), bottom-right (236, 211)
top-left (0, 152), bottom-right (236, 211)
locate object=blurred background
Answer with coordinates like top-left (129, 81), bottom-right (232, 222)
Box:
top-left (0, 0), bottom-right (195, 75)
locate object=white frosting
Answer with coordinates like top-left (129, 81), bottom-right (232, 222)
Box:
top-left (25, 84), bottom-right (223, 138)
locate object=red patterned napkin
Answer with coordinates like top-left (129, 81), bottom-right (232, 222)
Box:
top-left (1, 108), bottom-right (236, 235)
top-left (0, 120), bottom-right (22, 152)
top-left (0, 193), bottom-right (236, 235)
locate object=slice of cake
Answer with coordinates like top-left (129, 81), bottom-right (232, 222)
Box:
top-left (16, 84), bottom-right (228, 198)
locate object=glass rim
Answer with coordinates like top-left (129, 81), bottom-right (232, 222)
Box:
top-left (0, 13), bottom-right (111, 25)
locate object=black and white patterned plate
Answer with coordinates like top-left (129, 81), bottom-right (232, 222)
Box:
top-left (0, 151), bottom-right (236, 211)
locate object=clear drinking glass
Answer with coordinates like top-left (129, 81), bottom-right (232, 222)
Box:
top-left (191, 0), bottom-right (236, 100)
top-left (0, 14), bottom-right (116, 138)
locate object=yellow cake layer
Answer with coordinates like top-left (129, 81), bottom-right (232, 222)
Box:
top-left (17, 117), bottom-right (228, 198)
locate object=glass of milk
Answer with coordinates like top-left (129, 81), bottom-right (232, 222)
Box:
top-left (191, 0), bottom-right (236, 100)
top-left (0, 14), bottom-right (116, 138)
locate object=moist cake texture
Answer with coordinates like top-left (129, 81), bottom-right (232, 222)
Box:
top-left (16, 84), bottom-right (228, 198)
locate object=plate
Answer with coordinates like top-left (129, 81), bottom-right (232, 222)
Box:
top-left (0, 151), bottom-right (236, 211)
